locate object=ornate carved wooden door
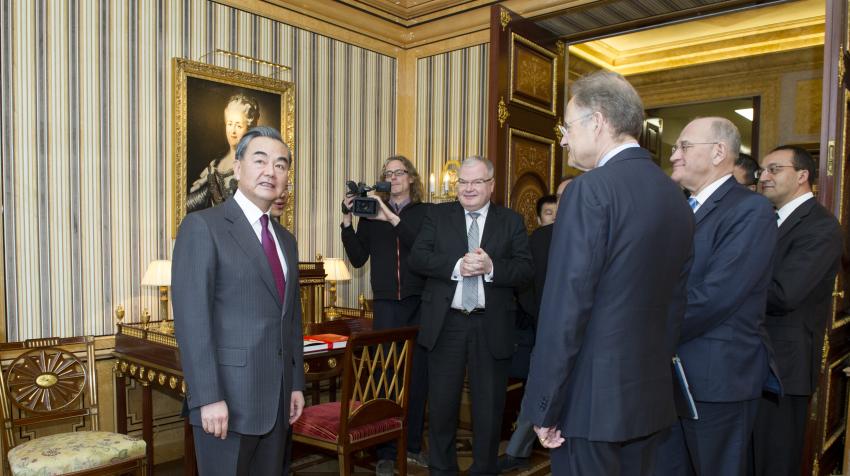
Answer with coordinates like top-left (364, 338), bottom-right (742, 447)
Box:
top-left (805, 1), bottom-right (850, 474)
top-left (487, 5), bottom-right (565, 233)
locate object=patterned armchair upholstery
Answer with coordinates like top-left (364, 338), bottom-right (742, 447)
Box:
top-left (293, 327), bottom-right (417, 476)
top-left (0, 336), bottom-right (147, 476)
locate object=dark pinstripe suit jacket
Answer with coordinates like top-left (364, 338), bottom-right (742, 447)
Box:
top-left (173, 197), bottom-right (304, 436)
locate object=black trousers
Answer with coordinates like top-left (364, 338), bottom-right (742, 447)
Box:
top-left (551, 431), bottom-right (663, 476)
top-left (427, 310), bottom-right (511, 476)
top-left (372, 297), bottom-right (428, 458)
top-left (750, 393), bottom-right (809, 476)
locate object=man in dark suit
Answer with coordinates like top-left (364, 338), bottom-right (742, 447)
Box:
top-left (655, 117), bottom-right (779, 476)
top-left (409, 155), bottom-right (533, 475)
top-left (523, 71), bottom-right (694, 476)
top-left (499, 179), bottom-right (573, 474)
top-left (751, 145), bottom-right (842, 476)
top-left (173, 126), bottom-right (304, 475)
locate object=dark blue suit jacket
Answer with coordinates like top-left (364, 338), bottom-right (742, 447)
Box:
top-left (677, 176), bottom-right (780, 402)
top-left (523, 147), bottom-right (694, 442)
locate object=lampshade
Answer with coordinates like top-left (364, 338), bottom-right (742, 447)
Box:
top-left (141, 260), bottom-right (172, 287)
top-left (323, 258), bottom-right (351, 282)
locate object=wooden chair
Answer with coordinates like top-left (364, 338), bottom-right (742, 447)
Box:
top-left (293, 327), bottom-right (418, 476)
top-left (0, 336), bottom-right (147, 476)
top-left (304, 318), bottom-right (374, 405)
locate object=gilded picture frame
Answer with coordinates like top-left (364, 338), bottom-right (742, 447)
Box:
top-left (172, 58), bottom-right (296, 235)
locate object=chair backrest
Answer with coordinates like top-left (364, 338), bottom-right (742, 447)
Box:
top-left (336, 327), bottom-right (418, 440)
top-left (0, 336), bottom-right (99, 453)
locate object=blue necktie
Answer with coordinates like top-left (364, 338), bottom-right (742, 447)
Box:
top-left (688, 197), bottom-right (699, 212)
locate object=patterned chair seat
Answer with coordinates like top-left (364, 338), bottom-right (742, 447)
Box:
top-left (7, 431), bottom-right (146, 476)
top-left (293, 401), bottom-right (402, 443)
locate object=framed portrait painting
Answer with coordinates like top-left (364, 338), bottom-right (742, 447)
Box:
top-left (172, 58), bottom-right (296, 235)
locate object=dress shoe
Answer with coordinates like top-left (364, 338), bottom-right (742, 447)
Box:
top-left (498, 454), bottom-right (531, 473)
top-left (376, 458), bottom-right (395, 476)
top-left (407, 450), bottom-right (429, 467)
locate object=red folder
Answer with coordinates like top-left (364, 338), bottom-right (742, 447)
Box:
top-left (304, 333), bottom-right (348, 350)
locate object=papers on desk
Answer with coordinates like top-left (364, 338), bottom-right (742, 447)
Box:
top-left (303, 334), bottom-right (348, 352)
top-left (303, 339), bottom-right (326, 353)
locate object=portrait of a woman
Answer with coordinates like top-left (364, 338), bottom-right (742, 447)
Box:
top-left (185, 94), bottom-right (260, 213)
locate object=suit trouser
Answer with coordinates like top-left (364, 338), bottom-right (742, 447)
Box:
top-left (192, 382), bottom-right (290, 476)
top-left (654, 399), bottom-right (759, 476)
top-left (372, 297), bottom-right (428, 458)
top-left (750, 393), bottom-right (809, 476)
top-left (550, 431), bottom-right (663, 476)
top-left (428, 309), bottom-right (510, 476)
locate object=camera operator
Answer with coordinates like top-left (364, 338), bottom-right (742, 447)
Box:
top-left (340, 155), bottom-right (431, 474)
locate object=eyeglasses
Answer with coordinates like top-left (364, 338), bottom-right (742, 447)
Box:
top-left (755, 164), bottom-right (797, 179)
top-left (457, 177), bottom-right (494, 188)
top-left (383, 169), bottom-right (409, 178)
top-left (671, 142), bottom-right (720, 155)
top-left (557, 113), bottom-right (595, 137)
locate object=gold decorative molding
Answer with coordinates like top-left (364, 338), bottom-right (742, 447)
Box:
top-left (506, 128), bottom-right (556, 206)
top-left (821, 351), bottom-right (850, 450)
top-left (554, 117), bottom-right (563, 142)
top-left (555, 40), bottom-right (565, 57)
top-left (500, 8), bottom-right (511, 31)
top-left (573, 21), bottom-right (824, 76)
top-left (509, 33), bottom-right (558, 116)
top-left (498, 97), bottom-right (509, 128)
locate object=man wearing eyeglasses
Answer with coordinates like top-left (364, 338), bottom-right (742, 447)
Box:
top-left (409, 156), bottom-right (533, 475)
top-left (654, 117), bottom-right (780, 476)
top-left (522, 71), bottom-right (694, 476)
top-left (340, 155), bottom-right (432, 474)
top-left (751, 146), bottom-right (841, 476)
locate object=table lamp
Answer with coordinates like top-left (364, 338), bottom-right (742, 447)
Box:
top-left (323, 257), bottom-right (351, 319)
top-left (142, 260), bottom-right (172, 322)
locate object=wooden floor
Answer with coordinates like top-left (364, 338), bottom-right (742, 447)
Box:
top-left (154, 428), bottom-right (553, 475)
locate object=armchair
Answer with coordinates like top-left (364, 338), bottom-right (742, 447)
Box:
top-left (0, 336), bottom-right (147, 476)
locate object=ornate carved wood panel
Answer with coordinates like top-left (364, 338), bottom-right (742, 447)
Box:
top-left (807, 1), bottom-right (850, 474)
top-left (488, 5), bottom-right (565, 231)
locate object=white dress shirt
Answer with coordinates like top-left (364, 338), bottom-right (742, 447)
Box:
top-left (597, 142), bottom-right (640, 168)
top-left (450, 202), bottom-right (494, 310)
top-left (689, 174), bottom-right (733, 213)
top-left (776, 192), bottom-right (814, 228)
top-left (234, 190), bottom-right (288, 280)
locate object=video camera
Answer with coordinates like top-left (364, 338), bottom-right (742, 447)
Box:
top-left (342, 180), bottom-right (391, 217)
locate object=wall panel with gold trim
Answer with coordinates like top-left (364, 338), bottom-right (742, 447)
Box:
top-left (415, 44), bottom-right (489, 196)
top-left (0, 0), bottom-right (394, 340)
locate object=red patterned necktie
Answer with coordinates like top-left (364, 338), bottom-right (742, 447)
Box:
top-left (260, 214), bottom-right (286, 301)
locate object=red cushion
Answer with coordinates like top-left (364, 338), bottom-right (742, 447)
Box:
top-left (293, 402), bottom-right (403, 443)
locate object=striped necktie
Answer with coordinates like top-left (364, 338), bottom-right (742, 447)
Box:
top-left (462, 212), bottom-right (480, 312)
top-left (688, 197), bottom-right (699, 212)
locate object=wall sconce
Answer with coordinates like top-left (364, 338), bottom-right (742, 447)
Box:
top-left (430, 159), bottom-right (461, 203)
top-left (142, 260), bottom-right (172, 326)
top-left (323, 257), bottom-right (351, 320)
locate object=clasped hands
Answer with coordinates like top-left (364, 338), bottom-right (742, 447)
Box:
top-left (460, 248), bottom-right (492, 277)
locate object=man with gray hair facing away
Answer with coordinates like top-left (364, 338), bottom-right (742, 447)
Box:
top-left (654, 117), bottom-right (780, 476)
top-left (523, 71), bottom-right (694, 475)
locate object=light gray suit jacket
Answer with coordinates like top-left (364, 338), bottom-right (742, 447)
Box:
top-left (173, 198), bottom-right (304, 436)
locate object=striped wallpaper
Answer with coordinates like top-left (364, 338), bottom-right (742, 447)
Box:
top-left (0, 0), bottom-right (396, 340)
top-left (415, 44), bottom-right (490, 197)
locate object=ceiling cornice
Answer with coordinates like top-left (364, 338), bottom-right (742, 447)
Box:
top-left (220, 0), bottom-right (590, 55)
